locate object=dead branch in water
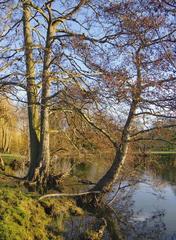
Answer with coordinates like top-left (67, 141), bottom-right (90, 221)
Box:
top-left (39, 191), bottom-right (100, 200)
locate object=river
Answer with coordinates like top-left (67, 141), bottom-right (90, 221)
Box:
top-left (63, 153), bottom-right (176, 239)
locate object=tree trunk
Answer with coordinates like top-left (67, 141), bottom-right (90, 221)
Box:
top-left (22, 0), bottom-right (40, 180)
top-left (34, 23), bottom-right (56, 191)
top-left (92, 99), bottom-right (138, 193)
top-left (3, 126), bottom-right (10, 153)
top-left (92, 144), bottom-right (128, 192)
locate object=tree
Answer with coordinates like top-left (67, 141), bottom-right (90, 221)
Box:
top-left (0, 0), bottom-right (175, 198)
top-left (85, 0), bottom-right (176, 193)
top-left (0, 0), bottom-right (93, 190)
top-left (0, 0), bottom-right (99, 191)
top-left (0, 98), bottom-right (28, 155)
top-left (0, 98), bottom-right (14, 153)
top-left (21, 0), bottom-right (92, 190)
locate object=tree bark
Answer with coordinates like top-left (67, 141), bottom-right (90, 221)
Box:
top-left (34, 22), bottom-right (56, 191)
top-left (22, 0), bottom-right (40, 180)
top-left (92, 99), bottom-right (138, 193)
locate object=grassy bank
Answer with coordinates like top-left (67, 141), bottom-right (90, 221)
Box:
top-left (0, 174), bottom-right (84, 240)
top-left (148, 151), bottom-right (176, 154)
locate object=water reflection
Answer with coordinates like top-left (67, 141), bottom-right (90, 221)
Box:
top-left (64, 154), bottom-right (176, 239)
top-left (130, 154), bottom-right (176, 238)
top-left (158, 156), bottom-right (176, 185)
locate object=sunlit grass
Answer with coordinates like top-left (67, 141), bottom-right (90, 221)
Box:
top-left (148, 151), bottom-right (176, 154)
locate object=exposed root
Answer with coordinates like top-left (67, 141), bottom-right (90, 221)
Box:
top-left (0, 171), bottom-right (25, 180)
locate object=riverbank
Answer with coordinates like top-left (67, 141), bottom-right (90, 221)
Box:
top-left (0, 172), bottom-right (86, 240)
top-left (0, 172), bottom-right (114, 240)
top-left (1, 153), bottom-right (176, 239)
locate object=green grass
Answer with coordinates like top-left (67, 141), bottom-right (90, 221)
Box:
top-left (0, 184), bottom-right (84, 240)
top-left (148, 151), bottom-right (176, 154)
top-left (0, 153), bottom-right (25, 159)
top-left (0, 153), bottom-right (25, 166)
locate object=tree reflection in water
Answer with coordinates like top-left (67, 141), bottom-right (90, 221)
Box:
top-left (52, 154), bottom-right (176, 239)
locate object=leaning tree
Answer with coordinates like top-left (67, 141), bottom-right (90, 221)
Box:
top-left (0, 0), bottom-right (175, 196)
top-left (68, 0), bottom-right (176, 194)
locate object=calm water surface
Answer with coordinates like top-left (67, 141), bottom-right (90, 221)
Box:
top-left (71, 154), bottom-right (176, 238)
top-left (130, 155), bottom-right (176, 238)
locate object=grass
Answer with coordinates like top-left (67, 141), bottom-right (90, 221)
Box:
top-left (148, 151), bottom-right (176, 155)
top-left (0, 181), bottom-right (84, 240)
top-left (0, 153), bottom-right (25, 157)
top-left (0, 153), bottom-right (25, 161)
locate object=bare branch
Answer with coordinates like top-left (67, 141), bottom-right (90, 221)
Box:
top-left (39, 191), bottom-right (100, 200)
top-left (75, 108), bottom-right (117, 147)
top-left (135, 112), bottom-right (176, 119)
top-left (130, 137), bottom-right (176, 145)
top-left (53, 0), bottom-right (88, 25)
top-left (130, 125), bottom-right (176, 138)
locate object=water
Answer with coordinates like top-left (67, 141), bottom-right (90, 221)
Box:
top-left (131, 175), bottom-right (176, 235)
top-left (129, 155), bottom-right (176, 239)
top-left (69, 154), bottom-right (176, 238)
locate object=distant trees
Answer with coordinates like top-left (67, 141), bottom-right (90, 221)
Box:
top-left (0, 98), bottom-right (27, 154)
top-left (0, 98), bottom-right (17, 153)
